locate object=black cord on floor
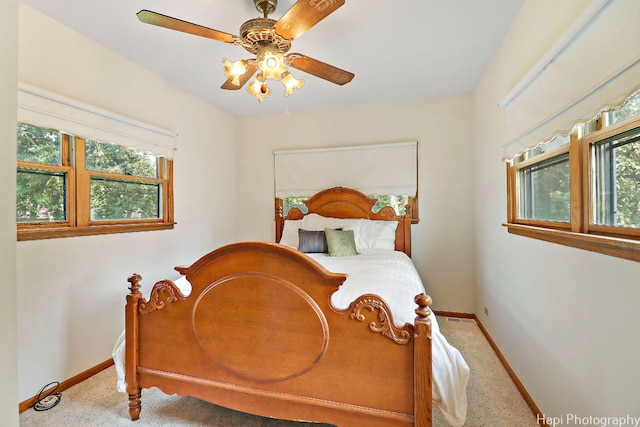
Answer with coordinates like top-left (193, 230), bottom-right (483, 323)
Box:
top-left (33, 381), bottom-right (62, 411)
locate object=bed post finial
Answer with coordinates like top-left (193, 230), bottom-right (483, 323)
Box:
top-left (414, 293), bottom-right (432, 321)
top-left (128, 273), bottom-right (142, 295)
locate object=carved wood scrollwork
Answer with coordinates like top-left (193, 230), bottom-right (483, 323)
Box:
top-left (349, 295), bottom-right (412, 345)
top-left (139, 280), bottom-right (184, 315)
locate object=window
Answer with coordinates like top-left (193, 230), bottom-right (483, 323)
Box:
top-left (516, 135), bottom-right (571, 225)
top-left (591, 127), bottom-right (640, 229)
top-left (505, 91), bottom-right (640, 262)
top-left (273, 142), bottom-right (419, 222)
top-left (17, 123), bottom-right (174, 240)
top-left (370, 194), bottom-right (412, 217)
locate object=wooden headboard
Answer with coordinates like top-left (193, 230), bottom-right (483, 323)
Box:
top-left (275, 187), bottom-right (412, 257)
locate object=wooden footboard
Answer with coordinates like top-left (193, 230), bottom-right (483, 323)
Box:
top-left (125, 242), bottom-right (432, 426)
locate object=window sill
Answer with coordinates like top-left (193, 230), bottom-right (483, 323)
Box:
top-left (18, 222), bottom-right (175, 241)
top-left (504, 223), bottom-right (640, 263)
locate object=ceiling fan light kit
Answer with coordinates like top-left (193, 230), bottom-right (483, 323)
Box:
top-left (222, 59), bottom-right (248, 87)
top-left (137, 0), bottom-right (354, 103)
top-left (247, 73), bottom-right (271, 103)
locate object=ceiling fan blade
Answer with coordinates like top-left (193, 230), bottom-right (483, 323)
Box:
top-left (221, 62), bottom-right (259, 90)
top-left (288, 54), bottom-right (354, 85)
top-left (274, 0), bottom-right (345, 40)
top-left (137, 10), bottom-right (237, 44)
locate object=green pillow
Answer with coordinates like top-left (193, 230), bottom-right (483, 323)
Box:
top-left (324, 228), bottom-right (359, 257)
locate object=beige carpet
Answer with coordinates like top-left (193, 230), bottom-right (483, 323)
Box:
top-left (19, 316), bottom-right (540, 426)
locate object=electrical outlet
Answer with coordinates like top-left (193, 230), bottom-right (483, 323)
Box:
top-left (484, 306), bottom-right (489, 316)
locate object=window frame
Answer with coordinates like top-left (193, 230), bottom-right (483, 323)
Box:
top-left (582, 117), bottom-right (640, 241)
top-left (17, 130), bottom-right (174, 241)
top-left (510, 143), bottom-right (571, 230)
top-left (505, 114), bottom-right (640, 262)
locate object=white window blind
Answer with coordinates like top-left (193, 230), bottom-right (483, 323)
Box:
top-left (17, 82), bottom-right (177, 158)
top-left (500, 0), bottom-right (640, 160)
top-left (274, 141), bottom-right (418, 198)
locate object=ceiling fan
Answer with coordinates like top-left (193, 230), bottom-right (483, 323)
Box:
top-left (137, 0), bottom-right (355, 102)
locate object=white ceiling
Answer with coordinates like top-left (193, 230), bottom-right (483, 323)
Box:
top-left (20, 0), bottom-right (525, 117)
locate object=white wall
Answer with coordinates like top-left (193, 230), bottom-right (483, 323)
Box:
top-left (0, 0), bottom-right (19, 424)
top-left (473, 0), bottom-right (640, 419)
top-left (15, 0), bottom-right (640, 420)
top-left (16, 4), bottom-right (238, 402)
top-left (236, 98), bottom-right (477, 312)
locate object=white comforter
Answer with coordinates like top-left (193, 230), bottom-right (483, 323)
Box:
top-left (113, 249), bottom-right (469, 426)
top-left (307, 250), bottom-right (470, 427)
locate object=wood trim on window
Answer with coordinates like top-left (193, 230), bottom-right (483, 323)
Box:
top-left (504, 223), bottom-right (640, 263)
top-left (506, 162), bottom-right (516, 224)
top-left (75, 137), bottom-right (90, 228)
top-left (505, 114), bottom-right (640, 262)
top-left (582, 116), bottom-right (640, 238)
top-left (509, 143), bottom-right (571, 230)
top-left (17, 134), bottom-right (174, 241)
top-left (569, 130), bottom-right (585, 233)
top-left (18, 222), bottom-right (176, 241)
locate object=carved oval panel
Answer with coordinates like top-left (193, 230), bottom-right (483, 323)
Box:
top-left (192, 272), bottom-right (329, 382)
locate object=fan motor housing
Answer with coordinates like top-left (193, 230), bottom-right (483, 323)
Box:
top-left (239, 18), bottom-right (291, 54)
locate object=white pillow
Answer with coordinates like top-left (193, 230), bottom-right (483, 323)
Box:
top-left (301, 213), bottom-right (362, 233)
top-left (279, 219), bottom-right (303, 248)
top-left (301, 214), bottom-right (398, 252)
top-left (356, 219), bottom-right (398, 251)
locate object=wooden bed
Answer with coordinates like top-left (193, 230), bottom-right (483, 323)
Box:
top-left (125, 187), bottom-right (433, 426)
